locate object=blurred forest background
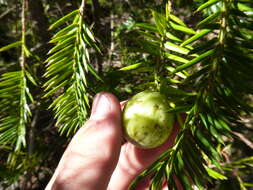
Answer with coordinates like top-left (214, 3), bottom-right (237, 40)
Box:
top-left (0, 0), bottom-right (253, 189)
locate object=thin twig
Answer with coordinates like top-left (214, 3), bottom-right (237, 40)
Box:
top-left (55, 2), bottom-right (64, 17)
top-left (20, 0), bottom-right (26, 69)
top-left (0, 6), bottom-right (16, 19)
top-left (232, 131), bottom-right (253, 149)
top-left (80, 0), bottom-right (86, 18)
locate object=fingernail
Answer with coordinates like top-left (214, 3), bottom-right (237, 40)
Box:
top-left (91, 93), bottom-right (111, 119)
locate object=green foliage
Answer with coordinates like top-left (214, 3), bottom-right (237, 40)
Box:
top-left (44, 9), bottom-right (101, 136)
top-left (119, 0), bottom-right (253, 189)
top-left (0, 71), bottom-right (31, 152)
top-left (0, 22), bottom-right (36, 169)
top-left (0, 41), bottom-right (22, 52)
top-left (0, 0), bottom-right (252, 189)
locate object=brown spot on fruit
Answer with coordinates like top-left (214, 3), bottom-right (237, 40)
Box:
top-left (154, 105), bottom-right (159, 109)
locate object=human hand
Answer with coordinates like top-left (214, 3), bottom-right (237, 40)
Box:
top-left (46, 92), bottom-right (181, 190)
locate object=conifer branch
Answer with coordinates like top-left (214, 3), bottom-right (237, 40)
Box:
top-left (44, 8), bottom-right (101, 135)
top-left (124, 0), bottom-right (253, 189)
top-left (0, 0), bottom-right (35, 166)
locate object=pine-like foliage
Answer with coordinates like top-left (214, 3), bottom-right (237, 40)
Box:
top-left (0, 0), bottom-right (252, 189)
top-left (44, 9), bottom-right (101, 136)
top-left (0, 70), bottom-right (32, 152)
top-left (0, 0), bottom-right (35, 166)
top-left (119, 0), bottom-right (253, 189)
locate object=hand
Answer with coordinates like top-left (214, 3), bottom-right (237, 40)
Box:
top-left (46, 92), bottom-right (181, 190)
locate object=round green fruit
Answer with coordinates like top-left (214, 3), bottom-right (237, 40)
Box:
top-left (123, 91), bottom-right (174, 149)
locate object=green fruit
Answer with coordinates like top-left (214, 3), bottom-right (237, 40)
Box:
top-left (123, 91), bottom-right (174, 149)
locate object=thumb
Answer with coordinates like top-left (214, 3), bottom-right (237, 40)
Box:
top-left (46, 92), bottom-right (122, 190)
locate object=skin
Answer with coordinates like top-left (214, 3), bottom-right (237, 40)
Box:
top-left (46, 92), bottom-right (182, 190)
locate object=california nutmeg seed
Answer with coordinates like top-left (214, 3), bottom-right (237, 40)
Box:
top-left (123, 91), bottom-right (174, 149)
